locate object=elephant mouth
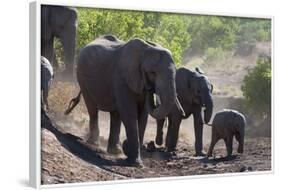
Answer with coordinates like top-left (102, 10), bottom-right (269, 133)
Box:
top-left (146, 91), bottom-right (185, 119)
top-left (146, 91), bottom-right (160, 112)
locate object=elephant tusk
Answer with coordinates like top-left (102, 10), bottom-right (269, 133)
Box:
top-left (175, 97), bottom-right (185, 117)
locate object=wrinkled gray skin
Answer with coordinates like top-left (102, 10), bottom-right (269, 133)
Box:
top-left (41, 5), bottom-right (77, 76)
top-left (156, 68), bottom-right (213, 156)
top-left (207, 109), bottom-right (246, 157)
top-left (41, 56), bottom-right (54, 111)
top-left (67, 35), bottom-right (183, 166)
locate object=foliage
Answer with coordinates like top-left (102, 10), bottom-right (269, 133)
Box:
top-left (53, 7), bottom-right (271, 68)
top-left (187, 16), bottom-right (240, 55)
top-left (235, 18), bottom-right (271, 56)
top-left (241, 57), bottom-right (271, 116)
top-left (76, 8), bottom-right (191, 66)
top-left (204, 47), bottom-right (225, 62)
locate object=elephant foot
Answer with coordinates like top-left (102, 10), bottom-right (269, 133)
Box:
top-left (122, 139), bottom-right (143, 168)
top-left (155, 135), bottom-right (163, 146)
top-left (206, 152), bottom-right (212, 157)
top-left (107, 144), bottom-right (122, 155)
top-left (237, 147), bottom-right (243, 154)
top-left (126, 157), bottom-right (144, 168)
top-left (86, 137), bottom-right (100, 147)
top-left (194, 151), bottom-right (206, 157)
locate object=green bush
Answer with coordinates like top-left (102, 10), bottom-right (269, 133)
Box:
top-left (204, 47), bottom-right (225, 62)
top-left (241, 57), bottom-right (271, 116)
top-left (76, 8), bottom-right (191, 67)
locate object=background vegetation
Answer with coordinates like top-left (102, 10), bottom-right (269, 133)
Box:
top-left (241, 57), bottom-right (271, 118)
top-left (55, 8), bottom-right (271, 67)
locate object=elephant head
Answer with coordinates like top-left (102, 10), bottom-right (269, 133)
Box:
top-left (119, 39), bottom-right (183, 119)
top-left (188, 70), bottom-right (213, 123)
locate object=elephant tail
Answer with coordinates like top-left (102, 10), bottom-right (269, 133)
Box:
top-left (64, 91), bottom-right (82, 115)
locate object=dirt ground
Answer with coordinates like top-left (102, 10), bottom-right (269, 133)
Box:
top-left (41, 108), bottom-right (271, 185)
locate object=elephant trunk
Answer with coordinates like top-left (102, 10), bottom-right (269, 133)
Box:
top-left (203, 93), bottom-right (213, 124)
top-left (60, 26), bottom-right (76, 76)
top-left (147, 76), bottom-right (179, 119)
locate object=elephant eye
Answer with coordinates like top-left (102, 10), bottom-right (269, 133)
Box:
top-left (197, 89), bottom-right (200, 93)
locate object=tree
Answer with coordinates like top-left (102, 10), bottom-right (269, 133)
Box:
top-left (241, 57), bottom-right (271, 117)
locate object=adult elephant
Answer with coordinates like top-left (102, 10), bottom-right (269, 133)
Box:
top-left (65, 35), bottom-right (184, 166)
top-left (155, 67), bottom-right (213, 156)
top-left (41, 5), bottom-right (77, 76)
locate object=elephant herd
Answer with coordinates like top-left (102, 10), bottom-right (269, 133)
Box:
top-left (62, 35), bottom-right (246, 166)
top-left (40, 5), bottom-right (246, 167)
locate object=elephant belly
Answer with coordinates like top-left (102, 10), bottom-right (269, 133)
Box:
top-left (77, 73), bottom-right (116, 112)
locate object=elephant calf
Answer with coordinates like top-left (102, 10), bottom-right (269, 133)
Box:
top-left (207, 109), bottom-right (246, 157)
top-left (41, 56), bottom-right (54, 110)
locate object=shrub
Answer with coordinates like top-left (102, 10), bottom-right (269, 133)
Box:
top-left (204, 47), bottom-right (225, 62)
top-left (241, 57), bottom-right (271, 117)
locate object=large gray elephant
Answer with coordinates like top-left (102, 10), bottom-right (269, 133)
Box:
top-left (155, 67), bottom-right (213, 156)
top-left (207, 109), bottom-right (246, 157)
top-left (41, 5), bottom-right (77, 76)
top-left (65, 35), bottom-right (184, 166)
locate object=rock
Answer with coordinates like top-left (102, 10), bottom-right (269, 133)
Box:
top-left (248, 166), bottom-right (253, 171)
top-left (239, 165), bottom-right (248, 172)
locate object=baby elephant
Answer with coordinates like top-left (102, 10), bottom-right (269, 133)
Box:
top-left (41, 56), bottom-right (54, 110)
top-left (207, 109), bottom-right (246, 157)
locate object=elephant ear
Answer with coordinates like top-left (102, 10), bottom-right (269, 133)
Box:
top-left (188, 75), bottom-right (198, 95)
top-left (118, 39), bottom-right (148, 94)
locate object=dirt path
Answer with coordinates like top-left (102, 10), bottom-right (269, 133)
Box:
top-left (41, 110), bottom-right (271, 185)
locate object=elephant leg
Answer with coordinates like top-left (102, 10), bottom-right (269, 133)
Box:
top-left (121, 116), bottom-right (141, 165)
top-left (235, 132), bottom-right (244, 153)
top-left (207, 136), bottom-right (219, 157)
top-left (41, 71), bottom-right (49, 110)
top-left (117, 93), bottom-right (142, 166)
top-left (165, 114), bottom-right (182, 152)
top-left (225, 135), bottom-right (234, 157)
top-left (88, 109), bottom-right (99, 146)
top-left (193, 109), bottom-right (205, 156)
top-left (107, 111), bottom-right (122, 154)
top-left (82, 89), bottom-right (100, 146)
top-left (155, 119), bottom-right (165, 146)
top-left (138, 108), bottom-right (148, 148)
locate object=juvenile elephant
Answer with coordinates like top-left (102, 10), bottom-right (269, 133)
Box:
top-left (65, 35), bottom-right (184, 166)
top-left (207, 109), bottom-right (246, 157)
top-left (41, 56), bottom-right (54, 111)
top-left (41, 5), bottom-right (77, 76)
top-left (156, 67), bottom-right (213, 156)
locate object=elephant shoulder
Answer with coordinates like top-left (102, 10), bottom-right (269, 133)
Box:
top-left (90, 35), bottom-right (124, 49)
top-left (177, 67), bottom-right (194, 78)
